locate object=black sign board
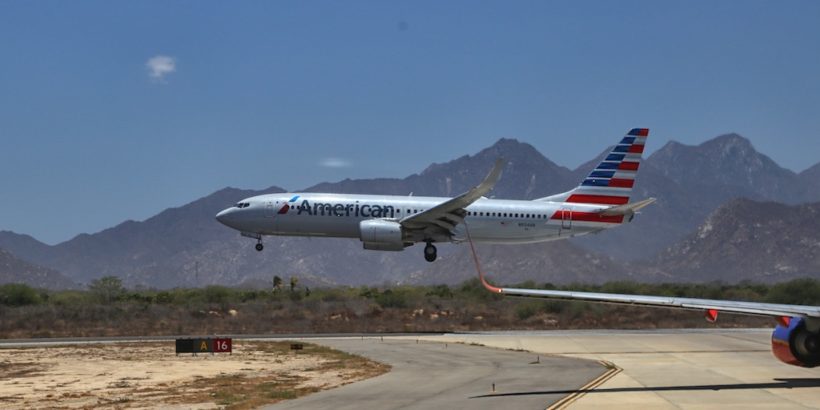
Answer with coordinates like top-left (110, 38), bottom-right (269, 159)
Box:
top-left (176, 337), bottom-right (232, 355)
top-left (176, 338), bottom-right (195, 354)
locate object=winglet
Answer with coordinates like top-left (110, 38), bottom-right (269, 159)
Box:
top-left (475, 158), bottom-right (506, 197)
top-left (463, 221), bottom-right (503, 294)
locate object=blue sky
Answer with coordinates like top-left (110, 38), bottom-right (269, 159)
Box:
top-left (1, 1), bottom-right (819, 244)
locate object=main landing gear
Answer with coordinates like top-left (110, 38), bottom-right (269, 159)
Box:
top-left (424, 241), bottom-right (437, 262)
top-left (255, 238), bottom-right (264, 252)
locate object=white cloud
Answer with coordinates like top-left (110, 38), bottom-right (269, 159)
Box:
top-left (146, 55), bottom-right (176, 81)
top-left (319, 158), bottom-right (352, 168)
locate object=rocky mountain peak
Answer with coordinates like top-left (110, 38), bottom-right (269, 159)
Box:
top-left (656, 199), bottom-right (820, 282)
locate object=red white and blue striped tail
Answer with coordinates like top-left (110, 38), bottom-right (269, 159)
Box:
top-left (537, 128), bottom-right (648, 206)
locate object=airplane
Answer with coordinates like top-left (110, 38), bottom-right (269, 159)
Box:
top-left (216, 127), bottom-right (820, 368)
top-left (216, 128), bottom-right (655, 263)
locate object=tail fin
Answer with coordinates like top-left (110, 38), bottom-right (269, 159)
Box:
top-left (538, 128), bottom-right (648, 205)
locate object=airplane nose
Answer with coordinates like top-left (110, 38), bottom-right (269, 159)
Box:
top-left (215, 208), bottom-right (233, 226)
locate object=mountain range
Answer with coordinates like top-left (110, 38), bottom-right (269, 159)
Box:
top-left (0, 248), bottom-right (75, 290)
top-left (1, 133), bottom-right (819, 288)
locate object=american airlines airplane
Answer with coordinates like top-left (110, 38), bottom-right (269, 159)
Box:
top-left (216, 128), bottom-right (655, 263)
top-left (216, 128), bottom-right (820, 368)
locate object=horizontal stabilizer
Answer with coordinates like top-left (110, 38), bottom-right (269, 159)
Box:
top-left (599, 197), bottom-right (656, 216)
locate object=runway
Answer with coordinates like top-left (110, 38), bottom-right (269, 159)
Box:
top-left (414, 329), bottom-right (820, 409)
top-left (4, 329), bottom-right (820, 409)
top-left (263, 337), bottom-right (606, 410)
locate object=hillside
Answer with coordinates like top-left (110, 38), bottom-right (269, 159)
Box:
top-left (655, 199), bottom-right (820, 282)
top-left (0, 248), bottom-right (76, 289)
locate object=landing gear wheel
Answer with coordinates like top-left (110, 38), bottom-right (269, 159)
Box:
top-left (255, 242), bottom-right (264, 252)
top-left (424, 243), bottom-right (437, 262)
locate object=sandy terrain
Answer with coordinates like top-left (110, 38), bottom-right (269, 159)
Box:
top-left (0, 341), bottom-right (388, 409)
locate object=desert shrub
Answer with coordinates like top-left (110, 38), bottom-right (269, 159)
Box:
top-left (49, 290), bottom-right (93, 306)
top-left (203, 285), bottom-right (231, 304)
top-left (88, 276), bottom-right (125, 304)
top-left (515, 301), bottom-right (540, 320)
top-left (766, 278), bottom-right (820, 305)
top-left (425, 284), bottom-right (453, 299)
top-left (155, 291), bottom-right (173, 304)
top-left (0, 283), bottom-right (42, 306)
top-left (375, 289), bottom-right (407, 309)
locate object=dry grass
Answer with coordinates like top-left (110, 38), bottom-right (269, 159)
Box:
top-left (0, 341), bottom-right (389, 409)
top-left (165, 341), bottom-right (390, 410)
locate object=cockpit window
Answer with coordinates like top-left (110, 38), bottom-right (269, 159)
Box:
top-left (235, 202), bottom-right (250, 208)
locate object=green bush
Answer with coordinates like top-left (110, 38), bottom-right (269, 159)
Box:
top-left (0, 283), bottom-right (42, 306)
top-left (88, 276), bottom-right (125, 304)
top-left (203, 285), bottom-right (231, 304)
top-left (766, 278), bottom-right (820, 305)
top-left (515, 301), bottom-right (539, 320)
top-left (375, 289), bottom-right (408, 309)
top-left (425, 284), bottom-right (453, 299)
top-left (48, 290), bottom-right (93, 306)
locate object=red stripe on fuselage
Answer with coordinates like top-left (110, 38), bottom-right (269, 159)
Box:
top-left (551, 210), bottom-right (624, 224)
top-left (566, 194), bottom-right (629, 205)
top-left (608, 178), bottom-right (635, 188)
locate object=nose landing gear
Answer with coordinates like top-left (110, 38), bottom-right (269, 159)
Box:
top-left (241, 232), bottom-right (265, 252)
top-left (424, 242), bottom-right (437, 262)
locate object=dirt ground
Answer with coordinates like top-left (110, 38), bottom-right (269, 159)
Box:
top-left (0, 340), bottom-right (389, 409)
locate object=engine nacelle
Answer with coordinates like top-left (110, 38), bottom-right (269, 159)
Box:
top-left (359, 219), bottom-right (405, 251)
top-left (771, 317), bottom-right (820, 367)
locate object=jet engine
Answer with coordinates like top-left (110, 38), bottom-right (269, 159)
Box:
top-left (359, 219), bottom-right (406, 251)
top-left (771, 317), bottom-right (820, 367)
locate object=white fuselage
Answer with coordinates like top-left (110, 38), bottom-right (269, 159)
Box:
top-left (217, 192), bottom-right (619, 245)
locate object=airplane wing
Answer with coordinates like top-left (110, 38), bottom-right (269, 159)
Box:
top-left (479, 279), bottom-right (820, 319)
top-left (462, 221), bottom-right (820, 322)
top-left (400, 158), bottom-right (505, 233)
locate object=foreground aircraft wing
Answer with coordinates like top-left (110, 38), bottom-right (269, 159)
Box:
top-left (479, 278), bottom-right (820, 320)
top-left (400, 158), bottom-right (505, 232)
top-left (462, 223), bottom-right (820, 322)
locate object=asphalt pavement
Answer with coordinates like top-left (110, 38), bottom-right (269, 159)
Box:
top-left (263, 337), bottom-right (607, 410)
